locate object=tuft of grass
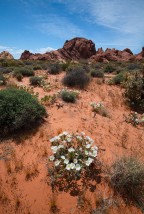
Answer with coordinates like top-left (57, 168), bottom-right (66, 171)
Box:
top-left (110, 156), bottom-right (144, 210)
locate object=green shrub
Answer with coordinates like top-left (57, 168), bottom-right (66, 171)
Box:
top-left (0, 88), bottom-right (46, 135)
top-left (112, 73), bottom-right (125, 85)
top-left (0, 74), bottom-right (6, 85)
top-left (33, 65), bottom-right (42, 70)
top-left (13, 70), bottom-right (23, 81)
top-left (63, 70), bottom-right (90, 89)
top-left (66, 64), bottom-right (86, 73)
top-left (125, 72), bottom-right (144, 113)
top-left (104, 65), bottom-right (116, 73)
top-left (30, 76), bottom-right (43, 86)
top-left (127, 63), bottom-right (141, 70)
top-left (61, 61), bottom-right (71, 71)
top-left (60, 89), bottom-right (78, 103)
top-left (0, 67), bottom-right (13, 74)
top-left (90, 70), bottom-right (104, 78)
top-left (48, 63), bottom-right (61, 74)
top-left (110, 156), bottom-right (144, 209)
top-left (16, 67), bottom-right (35, 77)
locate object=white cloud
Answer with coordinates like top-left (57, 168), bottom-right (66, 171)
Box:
top-left (0, 45), bottom-right (24, 58)
top-left (35, 47), bottom-right (55, 53)
top-left (35, 15), bottom-right (84, 39)
top-left (0, 44), bottom-right (56, 59)
top-left (58, 0), bottom-right (144, 52)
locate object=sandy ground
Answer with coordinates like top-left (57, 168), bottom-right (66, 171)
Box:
top-left (0, 71), bottom-right (143, 214)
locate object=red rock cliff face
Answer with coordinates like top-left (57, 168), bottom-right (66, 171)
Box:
top-left (20, 37), bottom-right (96, 61)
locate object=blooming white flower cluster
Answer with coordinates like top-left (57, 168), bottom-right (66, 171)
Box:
top-left (90, 102), bottom-right (104, 112)
top-left (49, 132), bottom-right (98, 173)
top-left (126, 112), bottom-right (144, 126)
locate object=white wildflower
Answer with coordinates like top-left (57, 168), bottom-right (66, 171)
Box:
top-left (64, 159), bottom-right (69, 164)
top-left (58, 145), bottom-right (64, 149)
top-left (85, 144), bottom-right (91, 149)
top-left (70, 163), bottom-right (75, 169)
top-left (66, 164), bottom-right (71, 170)
top-left (49, 156), bottom-right (55, 161)
top-left (68, 147), bottom-right (75, 153)
top-left (61, 155), bottom-right (65, 160)
top-left (76, 164), bottom-right (81, 171)
top-left (85, 150), bottom-right (89, 155)
top-left (73, 159), bottom-right (78, 164)
top-left (55, 160), bottom-right (61, 166)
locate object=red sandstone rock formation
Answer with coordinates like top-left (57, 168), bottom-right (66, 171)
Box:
top-left (20, 37), bottom-right (144, 62)
top-left (90, 48), bottom-right (135, 62)
top-left (20, 37), bottom-right (96, 61)
top-left (0, 51), bottom-right (14, 59)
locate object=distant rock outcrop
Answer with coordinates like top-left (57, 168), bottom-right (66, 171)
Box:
top-left (0, 51), bottom-right (14, 59)
top-left (20, 37), bottom-right (144, 62)
top-left (136, 47), bottom-right (144, 61)
top-left (90, 48), bottom-right (135, 62)
top-left (20, 37), bottom-right (96, 61)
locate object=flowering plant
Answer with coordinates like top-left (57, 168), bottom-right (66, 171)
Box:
top-left (90, 102), bottom-right (108, 117)
top-left (49, 132), bottom-right (98, 175)
top-left (125, 112), bottom-right (144, 126)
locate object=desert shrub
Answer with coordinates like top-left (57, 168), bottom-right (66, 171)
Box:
top-left (125, 72), bottom-right (144, 113)
top-left (125, 112), bottom-right (144, 127)
top-left (112, 73), bottom-right (125, 85)
top-left (59, 89), bottom-right (79, 103)
top-left (30, 76), bottom-right (43, 86)
top-left (0, 88), bottom-right (46, 135)
top-left (15, 67), bottom-right (34, 77)
top-left (90, 70), bottom-right (104, 78)
top-left (0, 67), bottom-right (13, 74)
top-left (16, 73), bottom-right (23, 81)
top-left (48, 63), bottom-right (61, 74)
top-left (90, 102), bottom-right (109, 117)
top-left (0, 74), bottom-right (6, 85)
top-left (127, 63), bottom-right (141, 70)
top-left (66, 64), bottom-right (86, 73)
top-left (104, 65), bottom-right (116, 73)
top-left (61, 61), bottom-right (71, 71)
top-left (110, 156), bottom-right (144, 209)
top-left (13, 70), bottom-right (23, 81)
top-left (63, 70), bottom-right (90, 89)
top-left (33, 65), bottom-right (42, 70)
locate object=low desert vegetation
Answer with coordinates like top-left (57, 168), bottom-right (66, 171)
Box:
top-left (125, 72), bottom-right (144, 113)
top-left (0, 74), bottom-right (7, 85)
top-left (110, 156), bottom-right (144, 210)
top-left (0, 88), bottom-right (46, 135)
top-left (0, 59), bottom-right (144, 213)
top-left (59, 89), bottom-right (79, 103)
top-left (30, 76), bottom-right (43, 86)
top-left (125, 112), bottom-right (144, 127)
top-left (111, 72), bottom-right (126, 85)
top-left (48, 63), bottom-right (61, 74)
top-left (104, 65), bottom-right (116, 73)
top-left (63, 69), bottom-right (90, 89)
top-left (14, 67), bottom-right (35, 77)
top-left (90, 102), bottom-right (109, 117)
top-left (48, 132), bottom-right (101, 195)
top-left (90, 70), bottom-right (104, 78)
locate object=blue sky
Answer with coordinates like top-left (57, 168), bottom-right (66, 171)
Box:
top-left (0, 0), bottom-right (144, 58)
